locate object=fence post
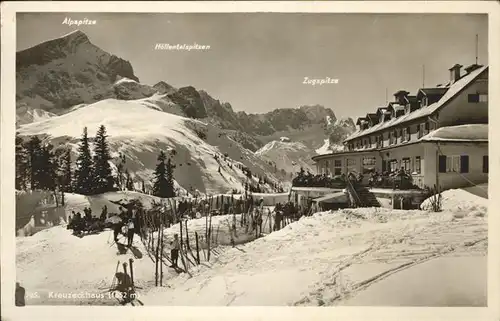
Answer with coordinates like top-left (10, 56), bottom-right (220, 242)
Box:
top-left (195, 231), bottom-right (200, 264)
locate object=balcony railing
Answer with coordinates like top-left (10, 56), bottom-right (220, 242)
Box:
top-left (367, 171), bottom-right (422, 190)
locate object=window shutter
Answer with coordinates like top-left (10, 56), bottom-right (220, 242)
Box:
top-left (425, 122), bottom-right (430, 130)
top-left (438, 155), bottom-right (447, 173)
top-left (460, 155), bottom-right (469, 173)
top-left (483, 155), bottom-right (488, 173)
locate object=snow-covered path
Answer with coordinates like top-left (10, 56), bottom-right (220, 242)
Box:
top-left (142, 207), bottom-right (487, 306)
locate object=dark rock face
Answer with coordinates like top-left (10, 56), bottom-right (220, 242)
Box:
top-left (168, 86), bottom-right (207, 119)
top-left (16, 30), bottom-right (351, 155)
top-left (153, 81), bottom-right (175, 94)
top-left (104, 55), bottom-right (139, 83)
top-left (16, 30), bottom-right (140, 116)
top-left (16, 30), bottom-right (90, 70)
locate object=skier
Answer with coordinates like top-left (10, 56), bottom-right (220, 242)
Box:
top-left (100, 205), bottom-right (108, 221)
top-left (113, 220), bottom-right (122, 243)
top-left (126, 218), bottom-right (135, 247)
top-left (255, 208), bottom-right (263, 237)
top-left (170, 234), bottom-right (180, 268)
top-left (113, 272), bottom-right (134, 305)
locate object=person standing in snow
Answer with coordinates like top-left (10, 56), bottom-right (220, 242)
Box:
top-left (113, 221), bottom-right (122, 243)
top-left (170, 234), bottom-right (180, 268)
top-left (15, 282), bottom-right (25, 307)
top-left (126, 218), bottom-right (135, 247)
top-left (100, 205), bottom-right (108, 221)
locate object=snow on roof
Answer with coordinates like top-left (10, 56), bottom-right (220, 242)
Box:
top-left (344, 65), bottom-right (488, 142)
top-left (419, 124), bottom-right (488, 142)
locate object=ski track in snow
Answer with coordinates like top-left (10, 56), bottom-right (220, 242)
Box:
top-left (16, 189), bottom-right (488, 306)
top-left (141, 207), bottom-right (487, 306)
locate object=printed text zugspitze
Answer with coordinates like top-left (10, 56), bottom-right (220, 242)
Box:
top-left (303, 77), bottom-right (339, 86)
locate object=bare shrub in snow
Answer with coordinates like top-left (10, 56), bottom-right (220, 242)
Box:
top-left (421, 185), bottom-right (442, 212)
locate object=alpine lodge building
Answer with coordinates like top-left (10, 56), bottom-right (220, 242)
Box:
top-left (312, 63), bottom-right (488, 197)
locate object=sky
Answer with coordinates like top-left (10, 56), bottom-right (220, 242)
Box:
top-left (17, 13), bottom-right (488, 119)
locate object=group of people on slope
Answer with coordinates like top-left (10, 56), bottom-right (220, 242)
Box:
top-left (67, 206), bottom-right (108, 235)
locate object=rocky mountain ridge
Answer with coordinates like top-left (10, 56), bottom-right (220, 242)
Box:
top-left (16, 30), bottom-right (356, 183)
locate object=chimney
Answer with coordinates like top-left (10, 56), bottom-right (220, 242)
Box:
top-left (393, 90), bottom-right (410, 104)
top-left (449, 64), bottom-right (463, 84)
top-left (464, 63), bottom-right (483, 74)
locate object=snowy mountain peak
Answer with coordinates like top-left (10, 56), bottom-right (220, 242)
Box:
top-left (57, 29), bottom-right (90, 45)
top-left (334, 117), bottom-right (356, 128)
top-left (153, 81), bottom-right (176, 94)
top-left (17, 30), bottom-right (91, 69)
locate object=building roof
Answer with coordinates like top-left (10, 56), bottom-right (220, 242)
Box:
top-left (313, 124), bottom-right (488, 162)
top-left (449, 63), bottom-right (463, 70)
top-left (366, 113), bottom-right (378, 122)
top-left (419, 124), bottom-right (488, 142)
top-left (417, 88), bottom-right (449, 98)
top-left (356, 117), bottom-right (367, 125)
top-left (344, 65), bottom-right (488, 143)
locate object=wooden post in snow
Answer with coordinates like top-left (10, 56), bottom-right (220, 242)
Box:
top-left (159, 221), bottom-right (164, 286)
top-left (129, 258), bottom-right (135, 288)
top-left (185, 220), bottom-right (190, 251)
top-left (207, 210), bottom-right (213, 262)
top-left (195, 231), bottom-right (200, 264)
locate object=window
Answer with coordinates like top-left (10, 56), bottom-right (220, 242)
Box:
top-left (395, 129), bottom-right (399, 144)
top-left (419, 123), bottom-right (426, 138)
top-left (406, 127), bottom-right (411, 141)
top-left (402, 158), bottom-right (411, 172)
top-left (347, 159), bottom-right (357, 174)
top-left (421, 97), bottom-right (428, 108)
top-left (479, 94), bottom-right (488, 102)
top-left (362, 157), bottom-right (376, 174)
top-left (483, 155), bottom-right (488, 173)
top-left (468, 93), bottom-right (480, 103)
top-left (440, 155), bottom-right (469, 173)
top-left (325, 160), bottom-right (330, 175)
top-left (389, 160), bottom-right (399, 173)
top-left (414, 156), bottom-right (421, 174)
top-left (438, 155), bottom-right (447, 173)
top-left (334, 160), bottom-right (342, 175)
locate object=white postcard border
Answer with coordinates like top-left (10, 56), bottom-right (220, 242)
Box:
top-left (1, 2), bottom-right (499, 321)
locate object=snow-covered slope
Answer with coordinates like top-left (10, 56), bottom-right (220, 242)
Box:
top-left (255, 139), bottom-right (315, 173)
top-left (17, 187), bottom-right (487, 306)
top-left (141, 204), bottom-right (487, 306)
top-left (17, 98), bottom-right (280, 194)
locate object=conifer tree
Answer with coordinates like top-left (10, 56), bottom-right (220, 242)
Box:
top-left (61, 149), bottom-right (72, 193)
top-left (116, 153), bottom-right (126, 191)
top-left (25, 136), bottom-right (43, 190)
top-left (15, 135), bottom-right (29, 190)
top-left (39, 143), bottom-right (57, 191)
top-left (153, 151), bottom-right (169, 197)
top-left (125, 170), bottom-right (134, 191)
top-left (93, 125), bottom-right (114, 193)
top-left (74, 127), bottom-right (95, 195)
top-left (165, 157), bottom-right (176, 198)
